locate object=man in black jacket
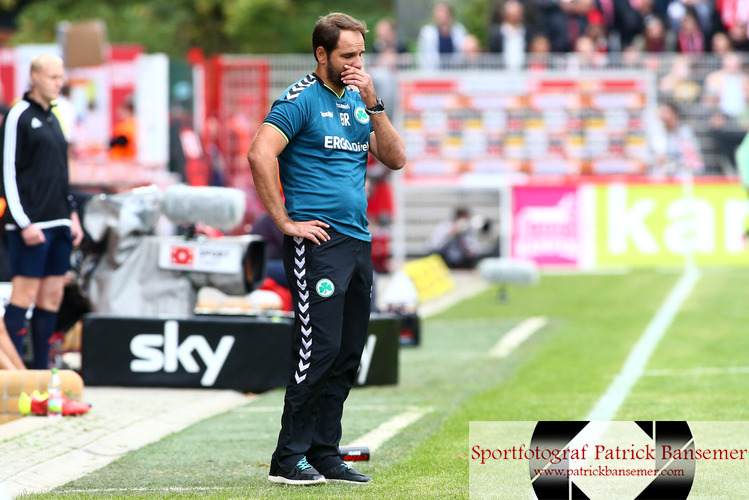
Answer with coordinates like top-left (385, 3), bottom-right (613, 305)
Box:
top-left (0, 54), bottom-right (83, 369)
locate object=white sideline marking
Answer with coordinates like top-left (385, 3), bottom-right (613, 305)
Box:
top-left (56, 486), bottom-right (234, 494)
top-left (346, 407), bottom-right (431, 452)
top-left (645, 366), bottom-right (749, 377)
top-left (586, 269), bottom-right (700, 421)
top-left (52, 406), bottom-right (432, 496)
top-left (489, 317), bottom-right (547, 359)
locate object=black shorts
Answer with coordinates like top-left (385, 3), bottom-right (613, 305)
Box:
top-left (7, 226), bottom-right (72, 278)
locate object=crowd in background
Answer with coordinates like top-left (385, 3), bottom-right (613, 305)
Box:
top-left (378, 1), bottom-right (749, 62)
top-left (482, 0), bottom-right (746, 58)
top-left (362, 1), bottom-right (749, 268)
top-left (366, 1), bottom-right (749, 178)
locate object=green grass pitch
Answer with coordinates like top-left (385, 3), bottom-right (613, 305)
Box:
top-left (20, 269), bottom-right (749, 499)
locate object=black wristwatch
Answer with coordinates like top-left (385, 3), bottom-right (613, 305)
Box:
top-left (365, 98), bottom-right (385, 115)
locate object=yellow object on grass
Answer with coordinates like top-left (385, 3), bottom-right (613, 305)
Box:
top-left (403, 254), bottom-right (455, 303)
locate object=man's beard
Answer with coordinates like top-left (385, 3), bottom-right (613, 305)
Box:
top-left (326, 62), bottom-right (345, 89)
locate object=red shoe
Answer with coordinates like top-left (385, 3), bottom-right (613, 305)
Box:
top-left (29, 391), bottom-right (48, 416)
top-left (28, 392), bottom-right (91, 416)
top-left (61, 393), bottom-right (91, 416)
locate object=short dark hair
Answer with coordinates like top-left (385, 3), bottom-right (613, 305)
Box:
top-left (660, 100), bottom-right (682, 119)
top-left (454, 207), bottom-right (470, 219)
top-left (312, 13), bottom-right (368, 61)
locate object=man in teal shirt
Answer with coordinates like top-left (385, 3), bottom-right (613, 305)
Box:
top-left (248, 12), bottom-right (406, 485)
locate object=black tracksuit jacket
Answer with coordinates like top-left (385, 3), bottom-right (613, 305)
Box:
top-left (1, 92), bottom-right (72, 231)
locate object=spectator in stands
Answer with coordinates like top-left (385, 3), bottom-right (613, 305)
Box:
top-left (585, 9), bottom-right (611, 53)
top-left (718, 0), bottom-right (749, 50)
top-left (620, 43), bottom-right (645, 68)
top-left (716, 0), bottom-right (749, 34)
top-left (705, 111), bottom-right (748, 173)
top-left (370, 18), bottom-right (404, 125)
top-left (527, 32), bottom-right (553, 68)
top-left (633, 15), bottom-right (676, 52)
top-left (703, 52), bottom-right (749, 121)
top-left (667, 0), bottom-right (715, 44)
top-left (633, 0), bottom-right (660, 19)
top-left (417, 2), bottom-right (467, 69)
top-left (592, 0), bottom-right (617, 47)
top-left (528, 32), bottom-right (552, 54)
top-left (427, 206), bottom-right (482, 269)
top-left (651, 0), bottom-right (671, 17)
top-left (538, 0), bottom-right (595, 53)
top-left (442, 33), bottom-right (489, 70)
top-left (372, 17), bottom-right (408, 63)
top-left (643, 50), bottom-right (665, 73)
top-left (676, 8), bottom-right (706, 53)
top-left (569, 35), bottom-right (608, 70)
top-left (496, 0), bottom-right (544, 33)
top-left (701, 52), bottom-right (749, 173)
top-left (658, 54), bottom-right (701, 105)
top-left (649, 101), bottom-right (704, 176)
top-left (726, 21), bottom-right (749, 51)
top-left (488, 0), bottom-right (531, 70)
top-left (710, 30), bottom-right (733, 55)
top-left (462, 34), bottom-right (488, 68)
top-left (596, 0), bottom-right (647, 51)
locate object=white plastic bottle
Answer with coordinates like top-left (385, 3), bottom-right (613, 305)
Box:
top-left (47, 368), bottom-right (63, 419)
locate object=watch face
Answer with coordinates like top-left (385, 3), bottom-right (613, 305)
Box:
top-left (368, 99), bottom-right (385, 112)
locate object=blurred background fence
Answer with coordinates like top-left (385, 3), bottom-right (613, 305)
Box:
top-left (212, 52), bottom-right (746, 180)
top-left (209, 52), bottom-right (747, 265)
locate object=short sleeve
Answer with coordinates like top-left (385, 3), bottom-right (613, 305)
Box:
top-left (264, 99), bottom-right (307, 143)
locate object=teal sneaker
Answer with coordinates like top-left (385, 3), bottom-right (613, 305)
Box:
top-left (268, 456), bottom-right (326, 485)
top-left (320, 462), bottom-right (372, 483)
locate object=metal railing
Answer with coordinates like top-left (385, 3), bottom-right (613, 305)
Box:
top-left (221, 52), bottom-right (745, 177)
